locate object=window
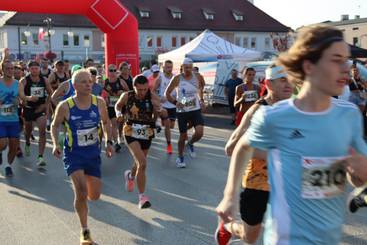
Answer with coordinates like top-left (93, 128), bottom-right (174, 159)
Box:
top-left (32, 33), bottom-right (39, 45)
top-left (251, 37), bottom-right (256, 49)
top-left (353, 37), bottom-right (359, 46)
top-left (101, 34), bottom-right (105, 48)
top-left (156, 36), bottom-right (162, 47)
top-left (202, 9), bottom-right (215, 20)
top-left (84, 35), bottom-right (90, 47)
top-left (63, 34), bottom-right (69, 46)
top-left (139, 10), bottom-right (150, 18)
top-left (235, 37), bottom-right (241, 46)
top-left (265, 37), bottom-right (271, 49)
top-left (172, 12), bottom-right (182, 19)
top-left (147, 36), bottom-right (153, 47)
top-left (232, 11), bottom-right (244, 21)
top-left (73, 35), bottom-right (79, 46)
top-left (243, 37), bottom-right (248, 48)
top-left (172, 37), bottom-right (177, 47)
top-left (181, 37), bottom-right (186, 46)
top-left (21, 32), bottom-right (28, 45)
top-left (353, 27), bottom-right (359, 31)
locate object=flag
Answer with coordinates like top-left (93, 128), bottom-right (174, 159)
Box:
top-left (38, 28), bottom-right (46, 41)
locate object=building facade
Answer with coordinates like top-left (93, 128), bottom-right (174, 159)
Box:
top-left (0, 0), bottom-right (289, 64)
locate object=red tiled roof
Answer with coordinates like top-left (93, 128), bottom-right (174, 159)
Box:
top-left (4, 0), bottom-right (290, 32)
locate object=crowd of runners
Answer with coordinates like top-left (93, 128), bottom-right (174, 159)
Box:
top-left (1, 24), bottom-right (367, 245)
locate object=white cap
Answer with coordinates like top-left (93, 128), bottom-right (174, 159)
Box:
top-left (151, 64), bottom-right (160, 73)
top-left (183, 57), bottom-right (193, 65)
top-left (265, 65), bottom-right (287, 80)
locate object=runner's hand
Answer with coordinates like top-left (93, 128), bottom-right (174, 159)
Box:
top-left (224, 141), bottom-right (235, 157)
top-left (106, 144), bottom-right (113, 158)
top-left (52, 145), bottom-right (62, 159)
top-left (216, 196), bottom-right (235, 223)
top-left (176, 102), bottom-right (184, 110)
top-left (345, 148), bottom-right (367, 184)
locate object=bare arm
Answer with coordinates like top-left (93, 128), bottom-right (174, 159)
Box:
top-left (51, 81), bottom-right (69, 106)
top-left (234, 85), bottom-right (245, 109)
top-left (98, 97), bottom-right (112, 143)
top-left (51, 101), bottom-right (69, 158)
top-left (153, 77), bottom-right (161, 94)
top-left (165, 75), bottom-right (180, 104)
top-left (225, 103), bottom-right (261, 156)
top-left (196, 73), bottom-right (205, 101)
top-left (151, 92), bottom-right (163, 120)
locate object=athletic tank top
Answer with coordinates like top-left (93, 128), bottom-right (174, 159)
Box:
top-left (123, 91), bottom-right (155, 140)
top-left (159, 73), bottom-right (176, 109)
top-left (104, 78), bottom-right (125, 108)
top-left (120, 75), bottom-right (133, 91)
top-left (176, 74), bottom-right (200, 113)
top-left (242, 97), bottom-right (269, 191)
top-left (63, 80), bottom-right (75, 100)
top-left (41, 68), bottom-right (51, 78)
top-left (64, 95), bottom-right (101, 159)
top-left (241, 83), bottom-right (260, 103)
top-left (24, 75), bottom-right (47, 108)
top-left (51, 72), bottom-right (68, 90)
top-left (0, 79), bottom-right (19, 122)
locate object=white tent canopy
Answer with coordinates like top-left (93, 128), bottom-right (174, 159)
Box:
top-left (158, 29), bottom-right (262, 64)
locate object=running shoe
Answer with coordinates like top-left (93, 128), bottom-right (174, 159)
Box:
top-left (214, 221), bottom-right (232, 245)
top-left (124, 170), bottom-right (134, 192)
top-left (16, 147), bottom-right (23, 158)
top-left (187, 143), bottom-right (196, 158)
top-left (115, 143), bottom-right (122, 153)
top-left (24, 144), bottom-right (31, 157)
top-left (30, 134), bottom-right (35, 141)
top-left (37, 156), bottom-right (46, 168)
top-left (138, 195), bottom-right (151, 209)
top-left (5, 166), bottom-right (13, 177)
top-left (80, 229), bottom-right (94, 245)
top-left (175, 157), bottom-right (186, 168)
top-left (348, 187), bottom-right (367, 213)
top-left (166, 143), bottom-right (173, 154)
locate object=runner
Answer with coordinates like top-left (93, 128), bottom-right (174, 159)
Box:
top-left (165, 58), bottom-right (206, 168)
top-left (63, 59), bottom-right (71, 79)
top-left (51, 69), bottom-right (113, 245)
top-left (153, 60), bottom-right (176, 154)
top-left (115, 75), bottom-right (162, 208)
top-left (215, 64), bottom-right (292, 244)
top-left (147, 64), bottom-right (160, 92)
top-left (40, 58), bottom-right (51, 78)
top-left (234, 67), bottom-right (261, 126)
top-left (48, 60), bottom-right (68, 92)
top-left (104, 64), bottom-right (129, 152)
top-left (0, 60), bottom-right (20, 177)
top-left (119, 62), bottom-right (133, 91)
top-left (18, 60), bottom-right (53, 167)
top-left (216, 24), bottom-right (367, 245)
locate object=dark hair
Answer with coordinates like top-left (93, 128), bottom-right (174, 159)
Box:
top-left (244, 67), bottom-right (255, 74)
top-left (277, 24), bottom-right (344, 80)
top-left (118, 62), bottom-right (129, 70)
top-left (164, 60), bottom-right (173, 65)
top-left (133, 75), bottom-right (148, 86)
top-left (63, 59), bottom-right (69, 63)
top-left (84, 58), bottom-right (94, 67)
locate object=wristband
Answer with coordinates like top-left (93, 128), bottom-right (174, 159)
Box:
top-left (116, 110), bottom-right (122, 118)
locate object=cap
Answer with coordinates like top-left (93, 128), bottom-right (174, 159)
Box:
top-left (27, 60), bottom-right (40, 68)
top-left (151, 64), bottom-right (160, 73)
top-left (71, 64), bottom-right (82, 74)
top-left (265, 65), bottom-right (287, 80)
top-left (54, 60), bottom-right (64, 66)
top-left (183, 57), bottom-right (193, 65)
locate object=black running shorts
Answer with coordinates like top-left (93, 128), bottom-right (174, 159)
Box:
top-left (239, 188), bottom-right (269, 226)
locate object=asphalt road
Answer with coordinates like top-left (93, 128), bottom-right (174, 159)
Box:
top-left (0, 112), bottom-right (366, 245)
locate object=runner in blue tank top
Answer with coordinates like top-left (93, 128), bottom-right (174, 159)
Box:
top-left (0, 60), bottom-right (20, 177)
top-left (216, 25), bottom-right (367, 245)
top-left (51, 69), bottom-right (113, 245)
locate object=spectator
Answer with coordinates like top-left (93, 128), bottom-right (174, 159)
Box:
top-left (224, 69), bottom-right (242, 124)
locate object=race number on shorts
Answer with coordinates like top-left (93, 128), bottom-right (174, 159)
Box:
top-left (301, 156), bottom-right (346, 199)
top-left (77, 127), bottom-right (98, 147)
top-left (132, 124), bottom-right (149, 140)
top-left (30, 87), bottom-right (45, 97)
top-left (243, 91), bottom-right (258, 102)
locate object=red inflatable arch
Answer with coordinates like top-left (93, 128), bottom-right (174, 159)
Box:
top-left (0, 0), bottom-right (139, 75)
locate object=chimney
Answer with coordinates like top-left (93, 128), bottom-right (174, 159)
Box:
top-left (341, 14), bottom-right (349, 21)
top-left (355, 15), bottom-right (360, 19)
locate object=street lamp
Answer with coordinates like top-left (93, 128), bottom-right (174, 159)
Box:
top-left (43, 17), bottom-right (53, 52)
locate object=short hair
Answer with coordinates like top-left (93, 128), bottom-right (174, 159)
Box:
top-left (277, 24), bottom-right (344, 80)
top-left (84, 58), bottom-right (94, 67)
top-left (118, 62), bottom-right (129, 70)
top-left (1, 59), bottom-right (12, 70)
top-left (72, 69), bottom-right (91, 85)
top-left (243, 67), bottom-right (255, 74)
top-left (164, 60), bottom-right (173, 65)
top-left (63, 59), bottom-right (69, 63)
top-left (133, 75), bottom-right (148, 86)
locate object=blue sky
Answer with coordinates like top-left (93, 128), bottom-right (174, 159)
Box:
top-left (254, 0), bottom-right (367, 29)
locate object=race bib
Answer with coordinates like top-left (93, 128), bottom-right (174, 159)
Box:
top-left (132, 124), bottom-right (149, 140)
top-left (77, 127), bottom-right (98, 147)
top-left (182, 96), bottom-right (197, 110)
top-left (109, 96), bottom-right (119, 107)
top-left (30, 87), bottom-right (45, 97)
top-left (243, 91), bottom-right (258, 102)
top-left (0, 104), bottom-right (15, 116)
top-left (301, 156), bottom-right (346, 199)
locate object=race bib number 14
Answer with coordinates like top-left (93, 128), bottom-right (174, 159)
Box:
top-left (301, 156), bottom-right (346, 199)
top-left (77, 127), bottom-right (98, 147)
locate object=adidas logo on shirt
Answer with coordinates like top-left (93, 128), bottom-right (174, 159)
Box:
top-left (289, 129), bottom-right (304, 139)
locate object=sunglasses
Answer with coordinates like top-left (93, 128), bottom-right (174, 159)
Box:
top-left (109, 69), bottom-right (117, 72)
top-left (90, 70), bottom-right (97, 76)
